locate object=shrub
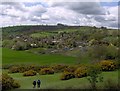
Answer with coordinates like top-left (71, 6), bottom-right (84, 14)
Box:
top-left (99, 60), bottom-right (117, 71)
top-left (8, 66), bottom-right (19, 73)
top-left (64, 65), bottom-right (78, 73)
top-left (1, 73), bottom-right (20, 91)
top-left (87, 65), bottom-right (103, 90)
top-left (60, 72), bottom-right (75, 80)
top-left (39, 68), bottom-right (54, 75)
top-left (51, 64), bottom-right (68, 73)
top-left (74, 66), bottom-right (88, 78)
top-left (8, 65), bottom-right (29, 73)
top-left (23, 70), bottom-right (37, 76)
top-left (8, 65), bottom-right (49, 73)
top-left (12, 80), bottom-right (20, 88)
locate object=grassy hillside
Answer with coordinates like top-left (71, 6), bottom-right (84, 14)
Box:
top-left (31, 32), bottom-right (57, 38)
top-left (2, 48), bottom-right (77, 65)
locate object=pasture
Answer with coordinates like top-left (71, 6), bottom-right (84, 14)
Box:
top-left (2, 48), bottom-right (77, 65)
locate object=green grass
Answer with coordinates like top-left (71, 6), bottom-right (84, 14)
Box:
top-left (56, 29), bottom-right (78, 33)
top-left (7, 70), bottom-right (118, 89)
top-left (31, 32), bottom-right (57, 38)
top-left (30, 28), bottom-right (78, 38)
top-left (2, 48), bottom-right (77, 65)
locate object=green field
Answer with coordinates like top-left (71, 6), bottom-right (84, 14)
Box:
top-left (30, 28), bottom-right (78, 38)
top-left (31, 32), bottom-right (57, 38)
top-left (7, 71), bottom-right (118, 89)
top-left (2, 48), bottom-right (77, 65)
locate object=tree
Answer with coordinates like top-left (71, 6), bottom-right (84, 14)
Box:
top-left (87, 65), bottom-right (103, 90)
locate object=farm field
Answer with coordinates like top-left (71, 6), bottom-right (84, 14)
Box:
top-left (6, 70), bottom-right (118, 89)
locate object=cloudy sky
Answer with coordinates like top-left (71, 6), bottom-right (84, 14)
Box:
top-left (0, 0), bottom-right (119, 28)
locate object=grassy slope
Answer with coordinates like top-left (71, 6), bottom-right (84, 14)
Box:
top-left (2, 48), bottom-right (77, 65)
top-left (8, 71), bottom-right (118, 89)
top-left (30, 28), bottom-right (78, 38)
top-left (31, 32), bottom-right (57, 38)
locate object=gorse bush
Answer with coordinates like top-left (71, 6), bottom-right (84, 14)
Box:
top-left (74, 66), bottom-right (88, 78)
top-left (12, 80), bottom-right (20, 88)
top-left (23, 70), bottom-right (37, 76)
top-left (8, 65), bottom-right (49, 73)
top-left (8, 66), bottom-right (19, 73)
top-left (39, 68), bottom-right (54, 75)
top-left (51, 64), bottom-right (68, 73)
top-left (60, 72), bottom-right (75, 80)
top-left (9, 65), bottom-right (29, 73)
top-left (64, 65), bottom-right (78, 73)
top-left (1, 73), bottom-right (20, 91)
top-left (99, 60), bottom-right (117, 71)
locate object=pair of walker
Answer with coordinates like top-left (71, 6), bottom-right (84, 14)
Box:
top-left (33, 80), bottom-right (41, 88)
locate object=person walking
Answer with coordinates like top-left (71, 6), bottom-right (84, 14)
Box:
top-left (33, 80), bottom-right (36, 88)
top-left (37, 79), bottom-right (41, 88)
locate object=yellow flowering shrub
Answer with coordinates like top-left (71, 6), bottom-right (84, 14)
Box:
top-left (39, 68), bottom-right (54, 75)
top-left (60, 72), bottom-right (75, 80)
top-left (23, 70), bottom-right (37, 76)
top-left (99, 60), bottom-right (117, 71)
top-left (51, 64), bottom-right (68, 73)
top-left (1, 73), bottom-right (20, 90)
top-left (74, 66), bottom-right (88, 78)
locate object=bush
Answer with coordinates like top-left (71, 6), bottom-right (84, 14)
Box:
top-left (87, 65), bottom-right (103, 90)
top-left (39, 68), bottom-right (54, 75)
top-left (74, 66), bottom-right (88, 78)
top-left (8, 65), bottom-right (49, 73)
top-left (12, 80), bottom-right (21, 88)
top-left (23, 70), bottom-right (37, 76)
top-left (60, 72), bottom-right (75, 80)
top-left (51, 64), bottom-right (68, 73)
top-left (8, 66), bottom-right (19, 73)
top-left (64, 65), bottom-right (78, 73)
top-left (99, 60), bottom-right (117, 71)
top-left (1, 73), bottom-right (20, 91)
top-left (8, 65), bottom-right (29, 73)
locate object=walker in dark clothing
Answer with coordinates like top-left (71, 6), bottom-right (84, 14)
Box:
top-left (37, 80), bottom-right (41, 88)
top-left (33, 80), bottom-right (36, 88)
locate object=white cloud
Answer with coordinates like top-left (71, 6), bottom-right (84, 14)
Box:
top-left (50, 2), bottom-right (107, 15)
top-left (0, 1), bottom-right (118, 29)
top-left (28, 4), bottom-right (47, 16)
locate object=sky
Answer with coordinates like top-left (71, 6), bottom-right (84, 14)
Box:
top-left (0, 0), bottom-right (119, 28)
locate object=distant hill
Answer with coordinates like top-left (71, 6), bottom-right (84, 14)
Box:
top-left (2, 24), bottom-right (80, 33)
